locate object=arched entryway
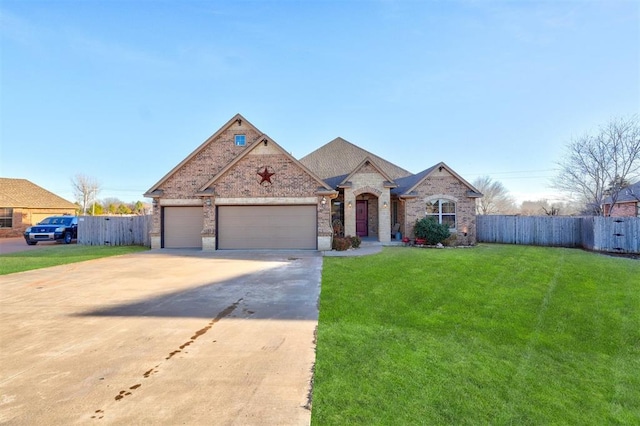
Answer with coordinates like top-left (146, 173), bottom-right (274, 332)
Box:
top-left (355, 193), bottom-right (378, 238)
top-left (340, 186), bottom-right (391, 242)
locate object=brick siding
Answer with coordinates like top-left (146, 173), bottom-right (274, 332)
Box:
top-left (150, 127), bottom-right (331, 245)
top-left (604, 202), bottom-right (639, 217)
top-left (148, 118), bottom-right (478, 248)
top-left (403, 173), bottom-right (477, 245)
top-left (160, 126), bottom-right (262, 199)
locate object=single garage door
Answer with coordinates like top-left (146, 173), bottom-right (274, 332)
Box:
top-left (163, 206), bottom-right (203, 248)
top-left (218, 205), bottom-right (316, 250)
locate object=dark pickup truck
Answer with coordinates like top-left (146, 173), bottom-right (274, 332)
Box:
top-left (24, 216), bottom-right (78, 245)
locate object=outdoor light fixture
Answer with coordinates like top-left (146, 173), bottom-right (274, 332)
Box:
top-left (383, 201), bottom-right (388, 208)
top-left (462, 225), bottom-right (468, 236)
top-left (205, 198), bottom-right (212, 207)
top-left (321, 197), bottom-right (326, 206)
top-left (348, 201), bottom-right (352, 208)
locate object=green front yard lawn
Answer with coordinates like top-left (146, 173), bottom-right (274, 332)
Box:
top-left (312, 245), bottom-right (640, 425)
top-left (0, 245), bottom-right (149, 275)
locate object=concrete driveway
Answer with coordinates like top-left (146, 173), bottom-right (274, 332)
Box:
top-left (0, 250), bottom-right (321, 425)
top-left (0, 237), bottom-right (65, 254)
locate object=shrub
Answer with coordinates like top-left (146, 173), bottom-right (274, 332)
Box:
top-left (349, 235), bottom-right (361, 248)
top-left (413, 217), bottom-right (451, 245)
top-left (332, 237), bottom-right (352, 251)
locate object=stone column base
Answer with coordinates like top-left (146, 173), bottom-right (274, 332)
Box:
top-left (202, 235), bottom-right (216, 252)
top-left (318, 236), bottom-right (332, 251)
top-left (150, 235), bottom-right (161, 250)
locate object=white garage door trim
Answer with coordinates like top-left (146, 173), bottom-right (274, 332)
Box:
top-left (217, 205), bottom-right (316, 250)
top-left (163, 206), bottom-right (203, 248)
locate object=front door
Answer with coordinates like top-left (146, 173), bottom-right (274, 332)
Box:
top-left (356, 200), bottom-right (368, 237)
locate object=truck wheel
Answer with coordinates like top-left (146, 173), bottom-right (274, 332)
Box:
top-left (26, 240), bottom-right (37, 246)
top-left (64, 232), bottom-right (72, 244)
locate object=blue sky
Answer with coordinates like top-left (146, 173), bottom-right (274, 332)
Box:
top-left (1, 0), bottom-right (638, 204)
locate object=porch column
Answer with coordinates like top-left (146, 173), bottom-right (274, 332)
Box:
top-left (378, 191), bottom-right (391, 243)
top-left (202, 197), bottom-right (216, 252)
top-left (150, 198), bottom-right (161, 249)
top-left (344, 189), bottom-right (356, 237)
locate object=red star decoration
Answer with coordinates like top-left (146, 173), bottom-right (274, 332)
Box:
top-left (257, 166), bottom-right (275, 185)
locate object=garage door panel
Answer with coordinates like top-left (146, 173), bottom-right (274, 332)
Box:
top-left (163, 207), bottom-right (203, 248)
top-left (218, 206), bottom-right (316, 250)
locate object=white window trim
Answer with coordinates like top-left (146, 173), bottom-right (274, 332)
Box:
top-left (425, 198), bottom-right (456, 231)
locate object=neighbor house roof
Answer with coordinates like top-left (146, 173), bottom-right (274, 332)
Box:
top-left (603, 181), bottom-right (640, 204)
top-left (299, 137), bottom-right (412, 180)
top-left (0, 178), bottom-right (76, 209)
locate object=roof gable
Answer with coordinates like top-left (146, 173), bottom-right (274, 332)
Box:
top-left (337, 157), bottom-right (397, 188)
top-left (393, 162), bottom-right (482, 198)
top-left (299, 137), bottom-right (412, 180)
top-left (198, 135), bottom-right (334, 193)
top-left (0, 178), bottom-right (76, 208)
top-left (144, 113), bottom-right (261, 196)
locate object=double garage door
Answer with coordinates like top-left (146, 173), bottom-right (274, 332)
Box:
top-left (163, 205), bottom-right (316, 250)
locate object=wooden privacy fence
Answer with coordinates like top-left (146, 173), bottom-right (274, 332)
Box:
top-left (77, 215), bottom-right (151, 247)
top-left (582, 216), bottom-right (640, 254)
top-left (477, 215), bottom-right (640, 254)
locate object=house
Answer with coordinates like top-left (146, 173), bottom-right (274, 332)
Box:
top-left (602, 181), bottom-right (640, 217)
top-left (0, 178), bottom-right (77, 238)
top-left (144, 114), bottom-right (481, 250)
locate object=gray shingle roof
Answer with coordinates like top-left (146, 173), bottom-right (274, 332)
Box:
top-left (0, 178), bottom-right (76, 208)
top-left (391, 165), bottom-right (438, 195)
top-left (299, 137), bottom-right (412, 180)
top-left (323, 174), bottom-right (350, 189)
top-left (603, 181), bottom-right (640, 204)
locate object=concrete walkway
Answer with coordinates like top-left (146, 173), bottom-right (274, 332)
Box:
top-left (322, 239), bottom-right (401, 257)
top-left (0, 250), bottom-right (321, 425)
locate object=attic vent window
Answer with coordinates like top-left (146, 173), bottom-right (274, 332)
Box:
top-left (234, 135), bottom-right (246, 146)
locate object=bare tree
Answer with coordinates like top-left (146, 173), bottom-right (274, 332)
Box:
top-left (102, 197), bottom-right (123, 215)
top-left (71, 174), bottom-right (101, 215)
top-left (554, 115), bottom-right (640, 216)
top-left (473, 176), bottom-right (516, 214)
top-left (541, 203), bottom-right (560, 216)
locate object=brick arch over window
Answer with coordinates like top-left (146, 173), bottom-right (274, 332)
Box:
top-left (424, 194), bottom-right (459, 203)
top-left (353, 186), bottom-right (382, 197)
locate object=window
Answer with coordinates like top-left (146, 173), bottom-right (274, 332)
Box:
top-left (391, 200), bottom-right (399, 226)
top-left (0, 208), bottom-right (13, 228)
top-left (234, 134), bottom-right (246, 146)
top-left (331, 201), bottom-right (344, 236)
top-left (426, 199), bottom-right (456, 229)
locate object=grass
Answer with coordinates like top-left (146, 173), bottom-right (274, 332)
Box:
top-left (312, 244), bottom-right (640, 425)
top-left (0, 244), bottom-right (149, 275)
